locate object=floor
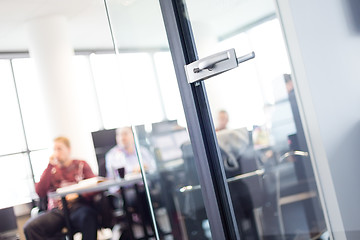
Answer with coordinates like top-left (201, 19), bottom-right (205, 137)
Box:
top-left (16, 215), bottom-right (29, 240)
top-left (13, 208), bottom-right (173, 240)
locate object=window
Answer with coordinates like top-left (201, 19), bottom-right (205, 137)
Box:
top-left (30, 149), bottom-right (52, 183)
top-left (12, 58), bottom-right (51, 151)
top-left (153, 52), bottom-right (186, 125)
top-left (0, 60), bottom-right (27, 155)
top-left (0, 154), bottom-right (35, 208)
top-left (72, 55), bottom-right (103, 132)
top-left (205, 19), bottom-right (292, 129)
top-left (90, 53), bottom-right (164, 128)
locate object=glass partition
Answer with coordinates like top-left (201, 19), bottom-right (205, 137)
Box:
top-left (90, 53), bottom-right (164, 129)
top-left (183, 0), bottom-right (328, 239)
top-left (100, 0), bottom-right (213, 239)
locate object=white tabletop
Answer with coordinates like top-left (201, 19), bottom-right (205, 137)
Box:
top-left (48, 175), bottom-right (144, 199)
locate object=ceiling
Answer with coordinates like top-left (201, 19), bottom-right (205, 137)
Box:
top-left (0, 0), bottom-right (275, 53)
top-left (0, 0), bottom-right (113, 52)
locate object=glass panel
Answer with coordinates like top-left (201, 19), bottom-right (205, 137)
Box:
top-left (13, 56), bottom-right (101, 150)
top-left (12, 58), bottom-right (51, 150)
top-left (0, 60), bottom-right (27, 155)
top-left (133, 124), bottom-right (212, 240)
top-left (184, 1), bottom-right (328, 239)
top-left (30, 149), bottom-right (52, 183)
top-left (0, 154), bottom-right (35, 208)
top-left (72, 56), bottom-right (103, 132)
top-left (153, 52), bottom-right (186, 125)
top-left (90, 53), bottom-right (164, 129)
top-left (102, 0), bottom-right (213, 239)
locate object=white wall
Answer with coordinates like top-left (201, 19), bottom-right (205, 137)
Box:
top-left (276, 0), bottom-right (360, 239)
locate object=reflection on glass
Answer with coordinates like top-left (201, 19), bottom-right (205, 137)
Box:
top-left (0, 60), bottom-right (27, 155)
top-left (92, 123), bottom-right (212, 239)
top-left (133, 122), bottom-right (212, 240)
top-left (185, 0), bottom-right (327, 239)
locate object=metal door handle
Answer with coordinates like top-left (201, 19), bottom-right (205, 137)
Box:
top-left (178, 168), bottom-right (264, 193)
top-left (237, 51), bottom-right (255, 64)
top-left (196, 52), bottom-right (230, 72)
top-left (185, 48), bottom-right (255, 83)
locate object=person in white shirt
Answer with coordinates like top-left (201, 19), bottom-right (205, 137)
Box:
top-left (105, 127), bottom-right (156, 180)
top-left (105, 127), bottom-right (157, 239)
top-left (215, 109), bottom-right (229, 132)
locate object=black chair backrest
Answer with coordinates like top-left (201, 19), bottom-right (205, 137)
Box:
top-left (91, 129), bottom-right (117, 177)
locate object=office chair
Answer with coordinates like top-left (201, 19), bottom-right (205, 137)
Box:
top-left (31, 194), bottom-right (114, 240)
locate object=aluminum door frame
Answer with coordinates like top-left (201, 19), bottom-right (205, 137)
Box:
top-left (159, 0), bottom-right (240, 239)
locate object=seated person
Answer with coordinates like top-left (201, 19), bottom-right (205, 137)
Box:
top-left (105, 126), bottom-right (156, 180)
top-left (217, 127), bottom-right (249, 172)
top-left (215, 109), bottom-right (229, 132)
top-left (105, 127), bottom-right (157, 239)
top-left (24, 137), bottom-right (98, 240)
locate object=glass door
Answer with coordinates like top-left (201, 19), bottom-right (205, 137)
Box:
top-left (103, 0), bottom-right (227, 239)
top-left (103, 0), bottom-right (330, 239)
top-left (163, 0), bottom-right (329, 239)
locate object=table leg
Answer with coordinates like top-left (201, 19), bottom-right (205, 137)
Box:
top-left (120, 187), bottom-right (136, 240)
top-left (134, 184), bottom-right (151, 238)
top-left (61, 197), bottom-right (74, 240)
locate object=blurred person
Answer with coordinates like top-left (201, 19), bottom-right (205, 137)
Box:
top-left (105, 126), bottom-right (156, 180)
top-left (24, 137), bottom-right (98, 240)
top-left (285, 73), bottom-right (294, 94)
top-left (215, 109), bottom-right (229, 132)
top-left (215, 116), bottom-right (259, 239)
top-left (105, 127), bottom-right (157, 239)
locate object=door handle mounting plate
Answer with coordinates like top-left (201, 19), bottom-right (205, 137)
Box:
top-left (185, 49), bottom-right (255, 84)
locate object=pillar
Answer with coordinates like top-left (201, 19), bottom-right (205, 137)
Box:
top-left (26, 15), bottom-right (98, 172)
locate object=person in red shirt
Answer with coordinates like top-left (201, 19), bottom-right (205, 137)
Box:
top-left (24, 136), bottom-right (98, 240)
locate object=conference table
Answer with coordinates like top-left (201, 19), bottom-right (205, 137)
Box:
top-left (48, 175), bottom-right (145, 240)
